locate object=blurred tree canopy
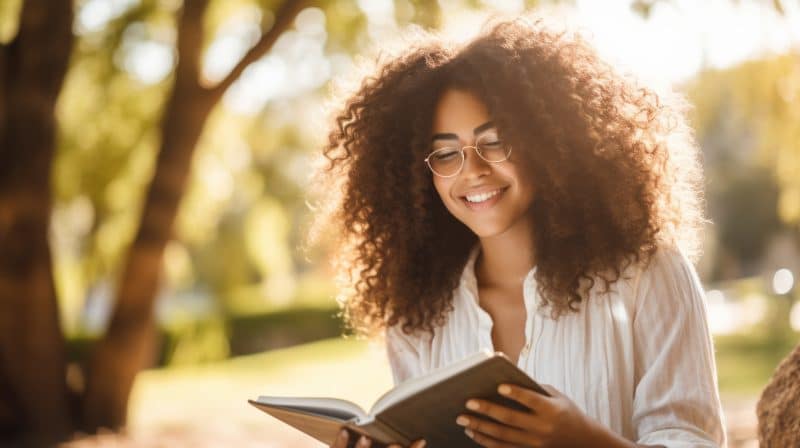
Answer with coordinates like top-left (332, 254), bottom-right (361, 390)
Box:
top-left (688, 53), bottom-right (800, 278)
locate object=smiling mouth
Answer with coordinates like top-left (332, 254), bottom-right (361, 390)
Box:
top-left (460, 187), bottom-right (508, 210)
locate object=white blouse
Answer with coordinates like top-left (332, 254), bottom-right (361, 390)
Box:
top-left (384, 245), bottom-right (727, 447)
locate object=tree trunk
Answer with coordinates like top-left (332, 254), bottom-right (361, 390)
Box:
top-left (80, 0), bottom-right (307, 431)
top-left (0, 0), bottom-right (75, 445)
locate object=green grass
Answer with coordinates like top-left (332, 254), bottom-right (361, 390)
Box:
top-left (715, 329), bottom-right (799, 396)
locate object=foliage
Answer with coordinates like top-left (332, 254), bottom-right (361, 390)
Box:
top-left (688, 53), bottom-right (800, 227)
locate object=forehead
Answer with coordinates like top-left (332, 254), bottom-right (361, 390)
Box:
top-left (431, 89), bottom-right (492, 134)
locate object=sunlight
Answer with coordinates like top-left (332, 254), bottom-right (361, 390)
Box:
top-left (117, 22), bottom-right (175, 84)
top-left (222, 9), bottom-right (330, 115)
top-left (791, 300), bottom-right (800, 331)
top-left (706, 289), bottom-right (737, 335)
top-left (435, 0), bottom-right (800, 89)
top-left (705, 289), bottom-right (770, 335)
top-left (573, 0), bottom-right (800, 86)
top-left (75, 0), bottom-right (139, 35)
top-left (202, 4), bottom-right (264, 85)
top-left (773, 268), bottom-right (795, 295)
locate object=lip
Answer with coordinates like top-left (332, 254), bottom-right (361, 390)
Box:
top-left (459, 186), bottom-right (508, 198)
top-left (460, 186), bottom-right (508, 211)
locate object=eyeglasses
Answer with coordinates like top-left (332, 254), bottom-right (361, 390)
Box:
top-left (424, 137), bottom-right (513, 178)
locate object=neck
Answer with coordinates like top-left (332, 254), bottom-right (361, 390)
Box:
top-left (475, 219), bottom-right (535, 289)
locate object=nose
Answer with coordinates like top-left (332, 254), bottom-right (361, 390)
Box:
top-left (460, 146), bottom-right (491, 178)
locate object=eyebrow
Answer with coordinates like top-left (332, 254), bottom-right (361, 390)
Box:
top-left (431, 121), bottom-right (495, 142)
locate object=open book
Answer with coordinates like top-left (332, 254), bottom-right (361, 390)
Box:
top-left (248, 349), bottom-right (548, 447)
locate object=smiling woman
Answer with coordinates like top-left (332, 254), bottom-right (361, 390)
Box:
top-left (308, 13), bottom-right (724, 448)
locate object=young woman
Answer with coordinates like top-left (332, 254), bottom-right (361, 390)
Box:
top-left (310, 15), bottom-right (726, 448)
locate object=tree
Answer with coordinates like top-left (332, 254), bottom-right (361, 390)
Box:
top-left (0, 0), bottom-right (75, 444)
top-left (0, 0), bottom-right (307, 443)
top-left (80, 0), bottom-right (308, 432)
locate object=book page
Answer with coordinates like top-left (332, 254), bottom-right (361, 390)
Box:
top-left (254, 396), bottom-right (367, 421)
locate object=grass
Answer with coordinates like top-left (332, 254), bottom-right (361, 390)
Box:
top-left (715, 329), bottom-right (799, 396)
top-left (127, 336), bottom-right (395, 435)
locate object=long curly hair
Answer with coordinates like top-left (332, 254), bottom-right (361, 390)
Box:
top-left (308, 15), bottom-right (705, 338)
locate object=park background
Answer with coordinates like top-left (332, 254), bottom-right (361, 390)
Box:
top-left (1, 0), bottom-right (799, 446)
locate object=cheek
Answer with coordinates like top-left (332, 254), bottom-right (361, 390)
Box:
top-left (433, 178), bottom-right (461, 212)
top-left (506, 164), bottom-right (535, 198)
top-left (432, 178), bottom-right (450, 201)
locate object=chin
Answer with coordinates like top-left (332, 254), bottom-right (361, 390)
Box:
top-left (466, 222), bottom-right (512, 239)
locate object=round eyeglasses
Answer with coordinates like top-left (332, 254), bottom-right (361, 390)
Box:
top-left (424, 138), bottom-right (513, 178)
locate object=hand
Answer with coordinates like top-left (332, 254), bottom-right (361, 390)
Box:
top-left (330, 428), bottom-right (426, 448)
top-left (455, 383), bottom-right (599, 448)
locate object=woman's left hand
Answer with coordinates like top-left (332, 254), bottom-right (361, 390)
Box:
top-left (455, 383), bottom-right (599, 448)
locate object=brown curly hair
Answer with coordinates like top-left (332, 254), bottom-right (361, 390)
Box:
top-left (308, 15), bottom-right (705, 339)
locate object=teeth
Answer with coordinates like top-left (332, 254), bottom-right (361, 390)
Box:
top-left (465, 189), bottom-right (503, 203)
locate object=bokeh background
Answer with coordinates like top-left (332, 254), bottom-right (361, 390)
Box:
top-left (1, 0), bottom-right (799, 446)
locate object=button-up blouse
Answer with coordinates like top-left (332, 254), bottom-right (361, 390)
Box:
top-left (384, 245), bottom-right (727, 447)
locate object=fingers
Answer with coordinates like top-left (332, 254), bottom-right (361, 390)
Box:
top-left (497, 383), bottom-right (552, 414)
top-left (332, 429), bottom-right (348, 448)
top-left (332, 429), bottom-right (373, 448)
top-left (456, 413), bottom-right (534, 446)
top-left (464, 398), bottom-right (545, 432)
top-left (355, 434), bottom-right (372, 447)
top-left (342, 431), bottom-right (422, 448)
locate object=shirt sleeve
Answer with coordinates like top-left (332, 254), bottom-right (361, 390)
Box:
top-left (631, 249), bottom-right (727, 447)
top-left (385, 323), bottom-right (424, 386)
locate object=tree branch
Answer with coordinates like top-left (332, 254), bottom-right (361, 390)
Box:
top-left (175, 0), bottom-right (210, 90)
top-left (208, 0), bottom-right (308, 100)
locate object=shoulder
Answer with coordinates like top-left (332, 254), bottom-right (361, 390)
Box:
top-left (631, 246), bottom-right (706, 322)
top-left (385, 321), bottom-right (433, 351)
top-left (636, 246), bottom-right (700, 294)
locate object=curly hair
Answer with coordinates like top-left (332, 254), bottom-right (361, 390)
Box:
top-left (308, 15), bottom-right (705, 339)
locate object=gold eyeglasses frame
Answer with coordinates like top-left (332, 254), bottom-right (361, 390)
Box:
top-left (424, 140), bottom-right (513, 178)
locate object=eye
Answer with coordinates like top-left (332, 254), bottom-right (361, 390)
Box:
top-left (478, 140), bottom-right (503, 148)
top-left (430, 148), bottom-right (460, 161)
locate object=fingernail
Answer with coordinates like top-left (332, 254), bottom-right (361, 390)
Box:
top-left (339, 429), bottom-right (348, 440)
top-left (466, 400), bottom-right (479, 410)
top-left (418, 440), bottom-right (426, 447)
top-left (358, 435), bottom-right (371, 447)
top-left (498, 384), bottom-right (511, 395)
top-left (456, 416), bottom-right (470, 426)
top-left (465, 428), bottom-right (474, 438)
